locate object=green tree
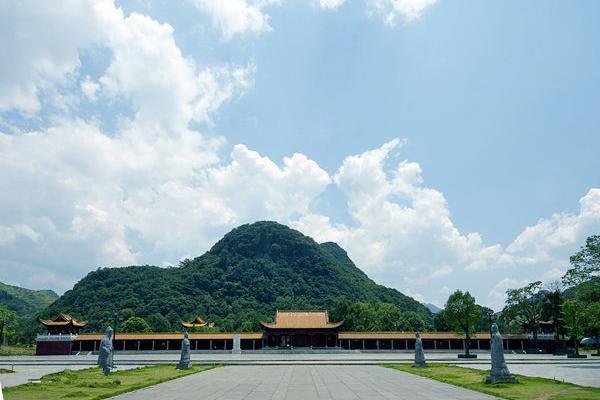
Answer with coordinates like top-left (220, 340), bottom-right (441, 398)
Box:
top-left (444, 290), bottom-right (482, 356)
top-left (563, 300), bottom-right (584, 356)
top-left (584, 302), bottom-right (600, 356)
top-left (120, 316), bottom-right (151, 333)
top-left (502, 281), bottom-right (543, 349)
top-left (433, 310), bottom-right (451, 332)
top-left (0, 304), bottom-right (17, 349)
top-left (398, 311), bottom-right (426, 332)
top-left (146, 313), bottom-right (171, 332)
top-left (562, 235), bottom-right (600, 287)
top-left (541, 286), bottom-right (565, 348)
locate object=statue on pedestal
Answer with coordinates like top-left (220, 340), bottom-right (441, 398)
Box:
top-left (485, 324), bottom-right (517, 384)
top-left (97, 326), bottom-right (114, 376)
top-left (177, 331), bottom-right (191, 369)
top-left (413, 331), bottom-right (426, 368)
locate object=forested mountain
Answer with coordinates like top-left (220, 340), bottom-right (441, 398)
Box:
top-left (0, 282), bottom-right (58, 317)
top-left (45, 221), bottom-right (431, 331)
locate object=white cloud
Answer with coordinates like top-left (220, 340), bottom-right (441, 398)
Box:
top-left (319, 0), bottom-right (347, 10)
top-left (367, 0), bottom-right (437, 26)
top-left (292, 141), bottom-right (600, 308)
top-left (189, 0), bottom-right (277, 40)
top-left (0, 1), bottom-right (104, 112)
top-left (81, 76), bottom-right (100, 102)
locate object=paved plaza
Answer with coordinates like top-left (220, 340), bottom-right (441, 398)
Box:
top-left (2, 352), bottom-right (600, 389)
top-left (108, 365), bottom-right (497, 400)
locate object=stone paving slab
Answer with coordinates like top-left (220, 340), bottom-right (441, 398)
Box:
top-left (108, 365), bottom-right (498, 400)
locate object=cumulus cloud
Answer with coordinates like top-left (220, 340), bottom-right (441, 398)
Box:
top-left (367, 0), bottom-right (437, 26)
top-left (292, 141), bottom-right (600, 309)
top-left (189, 0), bottom-right (277, 40)
top-left (0, 0), bottom-right (262, 290)
top-left (0, 1), bottom-right (103, 112)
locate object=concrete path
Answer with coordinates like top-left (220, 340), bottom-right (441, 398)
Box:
top-left (109, 365), bottom-right (497, 400)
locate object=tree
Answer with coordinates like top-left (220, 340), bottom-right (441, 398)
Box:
top-left (444, 290), bottom-right (482, 356)
top-left (433, 310), bottom-right (451, 332)
top-left (562, 235), bottom-right (600, 287)
top-left (120, 317), bottom-right (151, 333)
top-left (584, 302), bottom-right (600, 356)
top-left (0, 304), bottom-right (16, 349)
top-left (146, 313), bottom-right (171, 332)
top-left (563, 300), bottom-right (584, 356)
top-left (541, 285), bottom-right (565, 348)
top-left (503, 281), bottom-right (543, 349)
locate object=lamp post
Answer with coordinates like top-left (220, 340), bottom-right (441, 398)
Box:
top-left (113, 311), bottom-right (119, 366)
top-left (486, 311), bottom-right (495, 338)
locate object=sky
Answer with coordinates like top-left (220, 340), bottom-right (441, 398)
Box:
top-left (0, 0), bottom-right (599, 311)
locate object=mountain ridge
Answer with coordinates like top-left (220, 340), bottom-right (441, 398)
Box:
top-left (0, 281), bottom-right (59, 317)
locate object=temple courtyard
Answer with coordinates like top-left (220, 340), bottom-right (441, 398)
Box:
top-left (108, 365), bottom-right (496, 400)
top-left (2, 352), bottom-right (599, 398)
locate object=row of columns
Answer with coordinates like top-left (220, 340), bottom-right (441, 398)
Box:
top-left (82, 338), bottom-right (526, 352)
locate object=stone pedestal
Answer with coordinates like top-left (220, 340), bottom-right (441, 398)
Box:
top-left (232, 334), bottom-right (241, 354)
top-left (485, 375), bottom-right (518, 384)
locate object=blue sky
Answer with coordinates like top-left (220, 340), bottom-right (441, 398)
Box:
top-left (1, 0), bottom-right (599, 310)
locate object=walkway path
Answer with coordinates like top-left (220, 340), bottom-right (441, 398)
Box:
top-left (109, 365), bottom-right (497, 400)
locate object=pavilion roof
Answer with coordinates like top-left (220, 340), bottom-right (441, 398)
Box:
top-left (40, 313), bottom-right (87, 327)
top-left (181, 316), bottom-right (214, 328)
top-left (260, 310), bottom-right (343, 330)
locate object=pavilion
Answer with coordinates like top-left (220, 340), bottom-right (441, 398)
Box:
top-left (261, 310), bottom-right (342, 348)
top-left (181, 316), bottom-right (215, 329)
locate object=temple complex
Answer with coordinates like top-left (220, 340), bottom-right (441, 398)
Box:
top-left (36, 310), bottom-right (535, 355)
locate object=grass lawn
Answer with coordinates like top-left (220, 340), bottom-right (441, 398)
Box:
top-left (386, 364), bottom-right (600, 400)
top-left (0, 345), bottom-right (36, 356)
top-left (3, 364), bottom-right (218, 400)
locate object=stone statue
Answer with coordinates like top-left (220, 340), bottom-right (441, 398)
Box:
top-left (485, 324), bottom-right (517, 384)
top-left (232, 333), bottom-right (241, 354)
top-left (97, 326), bottom-right (114, 376)
top-left (176, 331), bottom-right (191, 370)
top-left (413, 331), bottom-right (426, 367)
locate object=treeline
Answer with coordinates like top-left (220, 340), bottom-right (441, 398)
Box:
top-left (496, 235), bottom-right (600, 354)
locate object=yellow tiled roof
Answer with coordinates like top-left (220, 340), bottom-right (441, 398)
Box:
top-left (338, 332), bottom-right (528, 340)
top-left (74, 332), bottom-right (263, 341)
top-left (260, 310), bottom-right (343, 329)
top-left (40, 313), bottom-right (87, 327)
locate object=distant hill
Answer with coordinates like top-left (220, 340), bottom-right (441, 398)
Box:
top-left (424, 303), bottom-right (442, 314)
top-left (0, 282), bottom-right (58, 317)
top-left (45, 221), bottom-right (431, 331)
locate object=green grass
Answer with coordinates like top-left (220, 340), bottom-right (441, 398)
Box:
top-left (3, 364), bottom-right (218, 400)
top-left (0, 345), bottom-right (36, 356)
top-left (385, 364), bottom-right (600, 400)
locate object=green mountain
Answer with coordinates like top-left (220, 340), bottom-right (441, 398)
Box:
top-left (45, 221), bottom-right (431, 331)
top-left (0, 282), bottom-right (58, 317)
